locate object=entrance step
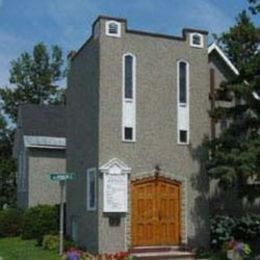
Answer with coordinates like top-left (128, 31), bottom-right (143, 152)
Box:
top-left (129, 246), bottom-right (195, 260)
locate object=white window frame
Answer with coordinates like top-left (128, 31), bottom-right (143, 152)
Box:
top-left (105, 21), bottom-right (121, 38)
top-left (190, 33), bottom-right (204, 48)
top-left (86, 167), bottom-right (97, 211)
top-left (122, 53), bottom-right (136, 142)
top-left (177, 59), bottom-right (190, 145)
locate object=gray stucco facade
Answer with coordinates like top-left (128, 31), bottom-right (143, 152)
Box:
top-left (17, 147), bottom-right (66, 208)
top-left (66, 16), bottom-right (213, 254)
top-left (14, 105), bottom-right (66, 209)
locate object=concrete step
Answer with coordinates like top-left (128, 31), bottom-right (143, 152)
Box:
top-left (129, 246), bottom-right (179, 254)
top-left (129, 246), bottom-right (195, 260)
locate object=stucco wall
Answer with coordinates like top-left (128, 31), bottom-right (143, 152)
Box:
top-left (97, 18), bottom-right (210, 252)
top-left (28, 148), bottom-right (66, 207)
top-left (66, 37), bottom-right (100, 253)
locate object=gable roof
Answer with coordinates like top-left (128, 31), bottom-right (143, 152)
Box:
top-left (18, 104), bottom-right (66, 138)
top-left (208, 42), bottom-right (239, 76)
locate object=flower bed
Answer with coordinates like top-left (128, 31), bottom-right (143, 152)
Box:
top-left (62, 248), bottom-right (130, 260)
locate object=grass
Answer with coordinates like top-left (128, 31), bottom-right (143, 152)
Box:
top-left (0, 237), bottom-right (60, 260)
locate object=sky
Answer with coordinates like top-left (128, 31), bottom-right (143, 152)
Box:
top-left (0, 0), bottom-right (259, 87)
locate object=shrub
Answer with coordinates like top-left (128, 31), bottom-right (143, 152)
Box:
top-left (211, 214), bottom-right (260, 248)
top-left (211, 215), bottom-right (237, 247)
top-left (233, 214), bottom-right (260, 241)
top-left (43, 234), bottom-right (75, 252)
top-left (21, 204), bottom-right (59, 245)
top-left (43, 234), bottom-right (59, 251)
top-left (0, 208), bottom-right (24, 237)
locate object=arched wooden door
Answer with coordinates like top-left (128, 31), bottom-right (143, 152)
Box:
top-left (131, 177), bottom-right (181, 246)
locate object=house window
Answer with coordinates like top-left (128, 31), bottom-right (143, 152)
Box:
top-left (122, 53), bottom-right (136, 142)
top-left (124, 55), bottom-right (134, 99)
top-left (177, 60), bottom-right (190, 145)
top-left (179, 130), bottom-right (188, 144)
top-left (18, 152), bottom-right (23, 190)
top-left (124, 127), bottom-right (133, 140)
top-left (179, 61), bottom-right (187, 104)
top-left (190, 33), bottom-right (203, 48)
top-left (106, 21), bottom-right (121, 37)
top-left (87, 168), bottom-right (96, 211)
top-left (18, 149), bottom-right (26, 191)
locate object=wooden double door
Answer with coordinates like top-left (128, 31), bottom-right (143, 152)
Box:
top-left (131, 177), bottom-right (181, 246)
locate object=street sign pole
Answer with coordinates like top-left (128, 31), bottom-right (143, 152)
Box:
top-left (59, 180), bottom-right (65, 256)
top-left (49, 172), bottom-right (76, 256)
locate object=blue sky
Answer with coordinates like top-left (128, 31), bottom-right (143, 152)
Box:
top-left (0, 0), bottom-right (259, 86)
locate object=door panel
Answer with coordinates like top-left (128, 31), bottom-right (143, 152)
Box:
top-left (132, 177), bottom-right (181, 246)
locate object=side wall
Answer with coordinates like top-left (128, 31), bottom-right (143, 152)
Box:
top-left (98, 19), bottom-right (210, 252)
top-left (66, 38), bottom-right (100, 253)
top-left (28, 148), bottom-right (66, 206)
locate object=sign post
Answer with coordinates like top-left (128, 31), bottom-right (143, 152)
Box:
top-left (49, 172), bottom-right (76, 256)
top-left (59, 180), bottom-right (65, 256)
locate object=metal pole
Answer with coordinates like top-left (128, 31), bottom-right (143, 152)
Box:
top-left (59, 180), bottom-right (65, 256)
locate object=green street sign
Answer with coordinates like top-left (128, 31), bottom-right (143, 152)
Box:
top-left (50, 172), bottom-right (76, 181)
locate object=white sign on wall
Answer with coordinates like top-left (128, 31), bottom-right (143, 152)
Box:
top-left (100, 158), bottom-right (131, 213)
top-left (103, 172), bottom-right (128, 212)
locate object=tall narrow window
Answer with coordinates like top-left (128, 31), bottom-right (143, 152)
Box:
top-left (177, 60), bottom-right (190, 144)
top-left (122, 53), bottom-right (136, 142)
top-left (179, 62), bottom-right (187, 104)
top-left (124, 55), bottom-right (133, 99)
top-left (87, 168), bottom-right (96, 211)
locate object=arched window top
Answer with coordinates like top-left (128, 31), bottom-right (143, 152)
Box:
top-left (190, 33), bottom-right (203, 48)
top-left (106, 21), bottom-right (121, 37)
top-left (123, 53), bottom-right (136, 99)
top-left (177, 60), bottom-right (189, 104)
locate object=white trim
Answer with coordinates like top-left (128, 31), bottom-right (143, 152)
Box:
top-left (86, 167), bottom-right (97, 211)
top-left (190, 33), bottom-right (204, 48)
top-left (105, 20), bottom-right (121, 38)
top-left (23, 135), bottom-right (66, 149)
top-left (122, 53), bottom-right (136, 142)
top-left (208, 42), bottom-right (239, 76)
top-left (177, 59), bottom-right (190, 145)
top-left (99, 158), bottom-right (131, 174)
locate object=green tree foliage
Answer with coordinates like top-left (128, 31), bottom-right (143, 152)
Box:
top-left (0, 42), bottom-right (66, 124)
top-left (0, 43), bottom-right (66, 207)
top-left (0, 115), bottom-right (16, 207)
top-left (207, 11), bottom-right (260, 200)
top-left (248, 0), bottom-right (260, 14)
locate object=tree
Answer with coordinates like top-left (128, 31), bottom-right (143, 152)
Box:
top-left (207, 11), bottom-right (260, 200)
top-left (248, 0), bottom-right (260, 14)
top-left (0, 42), bottom-right (66, 207)
top-left (0, 42), bottom-right (66, 124)
top-left (0, 114), bottom-right (16, 207)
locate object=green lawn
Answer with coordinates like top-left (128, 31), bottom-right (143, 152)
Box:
top-left (0, 237), bottom-right (60, 260)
